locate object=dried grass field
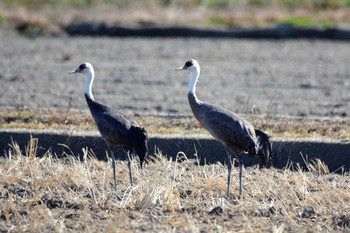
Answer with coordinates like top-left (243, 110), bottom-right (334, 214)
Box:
top-left (1, 138), bottom-right (349, 232)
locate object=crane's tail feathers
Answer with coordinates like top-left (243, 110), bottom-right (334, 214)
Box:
top-left (130, 126), bottom-right (149, 168)
top-left (255, 129), bottom-right (273, 168)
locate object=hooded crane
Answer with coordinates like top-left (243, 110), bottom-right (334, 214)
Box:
top-left (69, 63), bottom-right (148, 192)
top-left (176, 59), bottom-right (272, 199)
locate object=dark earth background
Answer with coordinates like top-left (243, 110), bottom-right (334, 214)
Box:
top-left (1, 35), bottom-right (349, 118)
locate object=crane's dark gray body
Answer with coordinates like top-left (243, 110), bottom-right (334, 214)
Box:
top-left (85, 94), bottom-right (148, 163)
top-left (188, 93), bottom-right (258, 156)
top-left (190, 92), bottom-right (272, 168)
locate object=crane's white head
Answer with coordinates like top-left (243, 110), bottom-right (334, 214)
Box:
top-left (175, 59), bottom-right (200, 73)
top-left (68, 62), bottom-right (95, 99)
top-left (68, 62), bottom-right (94, 75)
top-left (176, 59), bottom-right (200, 96)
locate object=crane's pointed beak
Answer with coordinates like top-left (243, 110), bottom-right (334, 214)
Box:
top-left (175, 66), bottom-right (185, 71)
top-left (68, 68), bottom-right (79, 74)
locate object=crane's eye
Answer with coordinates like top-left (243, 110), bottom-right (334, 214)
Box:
top-left (79, 63), bottom-right (86, 70)
top-left (184, 60), bottom-right (193, 68)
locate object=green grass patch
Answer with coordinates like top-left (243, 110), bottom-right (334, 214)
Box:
top-left (0, 13), bottom-right (6, 24)
top-left (278, 16), bottom-right (336, 27)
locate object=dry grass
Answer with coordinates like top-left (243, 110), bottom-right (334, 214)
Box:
top-left (2, 3), bottom-right (350, 37)
top-left (0, 107), bottom-right (349, 140)
top-left (1, 137), bottom-right (350, 232)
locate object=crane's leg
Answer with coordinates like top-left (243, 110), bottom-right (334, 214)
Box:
top-left (127, 151), bottom-right (134, 187)
top-left (111, 151), bottom-right (117, 192)
top-left (225, 148), bottom-right (243, 199)
top-left (238, 159), bottom-right (243, 200)
top-left (224, 148), bottom-right (232, 198)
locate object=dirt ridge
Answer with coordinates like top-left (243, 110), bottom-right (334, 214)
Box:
top-left (65, 22), bottom-right (350, 40)
top-left (1, 128), bottom-right (349, 172)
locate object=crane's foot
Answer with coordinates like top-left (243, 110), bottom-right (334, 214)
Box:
top-left (112, 193), bottom-right (123, 201)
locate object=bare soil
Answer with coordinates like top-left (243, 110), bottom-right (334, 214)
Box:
top-left (0, 36), bottom-right (349, 119)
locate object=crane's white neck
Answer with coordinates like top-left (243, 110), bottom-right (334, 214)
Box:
top-left (84, 69), bottom-right (95, 100)
top-left (188, 68), bottom-right (200, 101)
